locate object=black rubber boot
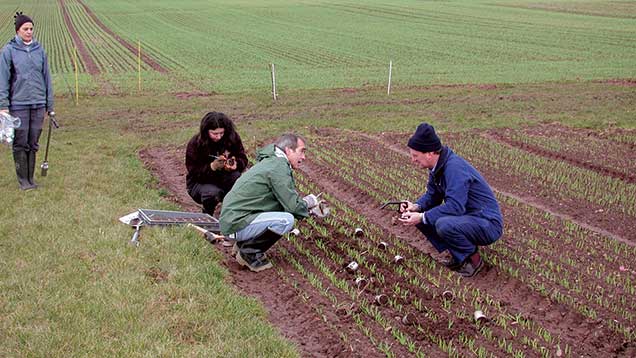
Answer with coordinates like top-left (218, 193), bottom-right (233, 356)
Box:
top-left (235, 230), bottom-right (282, 272)
top-left (238, 229), bottom-right (282, 254)
top-left (13, 151), bottom-right (35, 190)
top-left (27, 151), bottom-right (38, 188)
top-left (201, 197), bottom-right (218, 216)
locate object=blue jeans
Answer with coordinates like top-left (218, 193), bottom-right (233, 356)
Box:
top-left (229, 212), bottom-right (295, 242)
top-left (416, 215), bottom-right (502, 263)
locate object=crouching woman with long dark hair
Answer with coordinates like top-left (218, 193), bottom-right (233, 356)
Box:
top-left (185, 112), bottom-right (248, 215)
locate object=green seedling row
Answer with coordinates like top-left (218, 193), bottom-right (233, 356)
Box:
top-left (288, 174), bottom-right (574, 356)
top-left (305, 132), bottom-right (636, 342)
top-left (454, 135), bottom-right (636, 218)
top-left (2, 0), bottom-right (635, 93)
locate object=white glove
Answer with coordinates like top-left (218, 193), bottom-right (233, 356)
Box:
top-left (302, 194), bottom-right (319, 209)
top-left (309, 201), bottom-right (331, 218)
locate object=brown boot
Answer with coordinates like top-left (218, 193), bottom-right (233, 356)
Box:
top-left (457, 251), bottom-right (484, 278)
top-left (235, 251), bottom-right (273, 272)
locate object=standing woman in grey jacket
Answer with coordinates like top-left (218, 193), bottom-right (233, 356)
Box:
top-left (0, 12), bottom-right (54, 190)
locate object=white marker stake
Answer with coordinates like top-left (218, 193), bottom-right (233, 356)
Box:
top-left (270, 63), bottom-right (277, 101)
top-left (387, 60), bottom-right (393, 95)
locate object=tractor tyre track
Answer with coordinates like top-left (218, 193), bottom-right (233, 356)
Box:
top-left (59, 0), bottom-right (99, 75)
top-left (484, 132), bottom-right (636, 184)
top-left (77, 0), bottom-right (168, 73)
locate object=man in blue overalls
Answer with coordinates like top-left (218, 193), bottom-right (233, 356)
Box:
top-left (399, 123), bottom-right (503, 277)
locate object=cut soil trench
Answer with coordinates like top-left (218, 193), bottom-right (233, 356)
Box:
top-left (140, 128), bottom-right (635, 357)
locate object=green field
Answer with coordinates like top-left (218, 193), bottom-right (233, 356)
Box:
top-left (1, 0), bottom-right (635, 94)
top-left (1, 0), bottom-right (635, 357)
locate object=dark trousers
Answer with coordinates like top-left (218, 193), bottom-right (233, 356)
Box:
top-left (187, 170), bottom-right (241, 215)
top-left (416, 215), bottom-right (502, 263)
top-left (11, 107), bottom-right (46, 153)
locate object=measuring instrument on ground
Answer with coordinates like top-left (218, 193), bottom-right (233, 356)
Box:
top-left (120, 208), bottom-right (220, 246)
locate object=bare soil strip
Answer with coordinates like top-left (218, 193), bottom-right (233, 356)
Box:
top-left (77, 0), bottom-right (168, 73)
top-left (138, 146), bottom-right (198, 212)
top-left (484, 132), bottom-right (636, 184)
top-left (275, 237), bottom-right (412, 357)
top-left (495, 189), bottom-right (636, 248)
top-left (58, 0), bottom-right (99, 75)
top-left (224, 246), bottom-right (377, 358)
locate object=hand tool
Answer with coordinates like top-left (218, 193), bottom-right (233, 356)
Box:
top-left (40, 111), bottom-right (60, 176)
top-left (187, 223), bottom-right (225, 243)
top-left (379, 200), bottom-right (408, 211)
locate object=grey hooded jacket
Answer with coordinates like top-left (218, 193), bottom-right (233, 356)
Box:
top-left (0, 36), bottom-right (53, 111)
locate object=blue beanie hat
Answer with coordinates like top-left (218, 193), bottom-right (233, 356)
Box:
top-left (407, 123), bottom-right (442, 153)
top-left (14, 12), bottom-right (33, 32)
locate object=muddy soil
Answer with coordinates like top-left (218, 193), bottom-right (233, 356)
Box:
top-left (140, 126), bottom-right (635, 357)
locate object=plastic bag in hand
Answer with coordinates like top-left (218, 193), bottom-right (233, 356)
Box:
top-left (0, 112), bottom-right (21, 145)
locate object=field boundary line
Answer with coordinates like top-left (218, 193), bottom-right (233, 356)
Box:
top-left (354, 130), bottom-right (636, 249)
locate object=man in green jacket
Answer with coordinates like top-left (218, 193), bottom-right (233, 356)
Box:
top-left (220, 133), bottom-right (322, 272)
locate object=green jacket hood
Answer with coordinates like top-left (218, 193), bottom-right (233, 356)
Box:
top-left (256, 144), bottom-right (277, 162)
top-left (219, 143), bottom-right (308, 235)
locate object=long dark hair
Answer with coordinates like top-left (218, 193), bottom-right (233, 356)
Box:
top-left (197, 111), bottom-right (239, 148)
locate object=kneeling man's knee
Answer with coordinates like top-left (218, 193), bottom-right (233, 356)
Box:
top-left (434, 217), bottom-right (456, 238)
top-left (277, 213), bottom-right (295, 234)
